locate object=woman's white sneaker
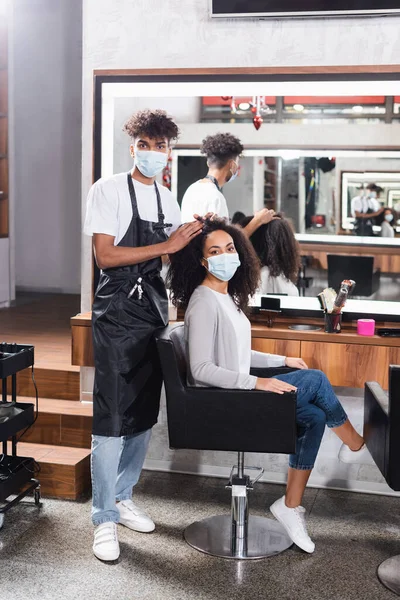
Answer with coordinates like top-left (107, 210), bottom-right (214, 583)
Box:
top-left (338, 443), bottom-right (374, 465)
top-left (270, 496), bottom-right (315, 554)
top-left (93, 522), bottom-right (120, 561)
top-left (117, 499), bottom-right (155, 532)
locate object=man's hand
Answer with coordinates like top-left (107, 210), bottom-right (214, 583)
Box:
top-left (243, 208), bottom-right (276, 237)
top-left (255, 378), bottom-right (297, 395)
top-left (165, 221), bottom-right (203, 254)
top-left (254, 208), bottom-right (276, 225)
top-left (285, 357), bottom-right (308, 370)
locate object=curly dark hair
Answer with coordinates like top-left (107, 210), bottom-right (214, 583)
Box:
top-left (167, 218), bottom-right (260, 312)
top-left (375, 206), bottom-right (397, 227)
top-left (123, 109), bottom-right (179, 142)
top-left (200, 133), bottom-right (244, 168)
top-left (242, 215), bottom-right (300, 282)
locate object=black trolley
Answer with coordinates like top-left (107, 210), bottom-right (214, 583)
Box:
top-left (0, 343), bottom-right (41, 529)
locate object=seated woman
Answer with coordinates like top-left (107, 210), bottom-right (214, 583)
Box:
top-left (377, 207), bottom-right (397, 238)
top-left (241, 215), bottom-right (300, 296)
top-left (168, 218), bottom-right (371, 554)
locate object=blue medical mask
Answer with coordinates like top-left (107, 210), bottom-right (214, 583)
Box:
top-left (369, 191), bottom-right (377, 199)
top-left (204, 253), bottom-right (241, 282)
top-left (134, 150), bottom-right (168, 178)
top-left (227, 161), bottom-right (239, 184)
top-left (385, 213), bottom-right (394, 222)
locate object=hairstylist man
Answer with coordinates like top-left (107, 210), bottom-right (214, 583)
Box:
top-left (84, 110), bottom-right (202, 562)
top-left (351, 183), bottom-right (383, 236)
top-left (181, 132), bottom-right (275, 235)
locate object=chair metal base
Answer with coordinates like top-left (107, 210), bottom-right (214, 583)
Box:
top-left (184, 515), bottom-right (293, 560)
top-left (378, 555), bottom-right (400, 596)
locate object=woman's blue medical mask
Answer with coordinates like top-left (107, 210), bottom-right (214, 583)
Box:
top-left (203, 253), bottom-right (241, 282)
top-left (385, 213), bottom-right (394, 222)
top-left (135, 150), bottom-right (168, 178)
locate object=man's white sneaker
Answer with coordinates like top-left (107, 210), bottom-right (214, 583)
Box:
top-left (117, 499), bottom-right (155, 532)
top-left (93, 522), bottom-right (120, 561)
top-left (270, 496), bottom-right (315, 554)
top-left (338, 443), bottom-right (374, 465)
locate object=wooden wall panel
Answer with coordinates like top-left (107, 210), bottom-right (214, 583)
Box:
top-left (0, 156), bottom-right (8, 194)
top-left (300, 341), bottom-right (392, 388)
top-left (0, 70), bottom-right (7, 113)
top-left (71, 324), bottom-right (94, 367)
top-left (252, 338), bottom-right (301, 357)
top-left (0, 117), bottom-right (6, 154)
top-left (17, 367), bottom-right (80, 400)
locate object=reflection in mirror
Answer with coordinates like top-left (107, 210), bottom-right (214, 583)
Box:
top-left (100, 87), bottom-right (400, 304)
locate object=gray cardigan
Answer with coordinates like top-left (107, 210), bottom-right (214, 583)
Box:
top-left (184, 286), bottom-right (286, 390)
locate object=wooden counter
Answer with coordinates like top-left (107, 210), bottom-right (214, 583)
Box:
top-left (71, 312), bottom-right (400, 389)
top-left (299, 241), bottom-right (400, 273)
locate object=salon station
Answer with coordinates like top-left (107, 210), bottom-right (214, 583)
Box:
top-left (2, 2), bottom-right (400, 600)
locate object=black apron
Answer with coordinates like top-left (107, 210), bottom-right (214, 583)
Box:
top-left (354, 199), bottom-right (375, 236)
top-left (91, 174), bottom-right (170, 437)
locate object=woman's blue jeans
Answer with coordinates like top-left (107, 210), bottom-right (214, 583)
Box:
top-left (273, 369), bottom-right (348, 470)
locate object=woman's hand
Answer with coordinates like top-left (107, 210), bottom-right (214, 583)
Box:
top-left (255, 378), bottom-right (297, 395)
top-left (285, 357), bottom-right (308, 370)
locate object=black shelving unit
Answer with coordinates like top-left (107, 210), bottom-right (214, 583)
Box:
top-left (0, 343), bottom-right (41, 529)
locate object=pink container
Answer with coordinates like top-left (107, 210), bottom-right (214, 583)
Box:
top-left (357, 319), bottom-right (375, 336)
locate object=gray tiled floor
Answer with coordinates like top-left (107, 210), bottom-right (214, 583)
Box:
top-left (0, 472), bottom-right (399, 600)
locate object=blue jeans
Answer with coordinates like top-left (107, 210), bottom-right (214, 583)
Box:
top-left (91, 429), bottom-right (151, 526)
top-left (274, 369), bottom-right (348, 470)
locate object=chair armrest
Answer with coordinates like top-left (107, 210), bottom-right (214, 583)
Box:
top-left (250, 367), bottom-right (298, 378)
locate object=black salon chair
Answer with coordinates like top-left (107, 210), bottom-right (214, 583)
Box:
top-left (363, 365), bottom-right (400, 595)
top-left (156, 323), bottom-right (297, 560)
top-left (327, 254), bottom-right (380, 296)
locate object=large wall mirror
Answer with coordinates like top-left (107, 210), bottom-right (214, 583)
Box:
top-left (94, 73), bottom-right (400, 306)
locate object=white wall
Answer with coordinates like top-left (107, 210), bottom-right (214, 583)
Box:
top-left (10, 0), bottom-right (82, 293)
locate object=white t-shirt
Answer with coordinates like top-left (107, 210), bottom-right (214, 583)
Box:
top-left (258, 266), bottom-right (299, 297)
top-left (209, 289), bottom-right (251, 375)
top-left (351, 195), bottom-right (380, 218)
top-left (84, 172), bottom-right (181, 243)
top-left (181, 179), bottom-right (229, 223)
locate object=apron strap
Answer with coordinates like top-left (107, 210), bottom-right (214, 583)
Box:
top-left (127, 173), bottom-right (172, 229)
top-left (127, 173), bottom-right (140, 219)
top-left (205, 174), bottom-right (222, 192)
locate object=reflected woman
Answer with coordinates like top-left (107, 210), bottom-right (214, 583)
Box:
top-left (242, 214), bottom-right (300, 296)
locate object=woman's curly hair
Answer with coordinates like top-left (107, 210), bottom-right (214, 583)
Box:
top-left (167, 218), bottom-right (260, 312)
top-left (375, 206), bottom-right (397, 227)
top-left (200, 133), bottom-right (244, 168)
top-left (123, 109), bottom-right (179, 142)
top-left (242, 215), bottom-right (301, 282)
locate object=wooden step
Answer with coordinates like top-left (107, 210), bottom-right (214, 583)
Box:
top-left (8, 442), bottom-right (91, 500)
top-left (17, 397), bottom-right (92, 449)
top-left (16, 367), bottom-right (80, 401)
